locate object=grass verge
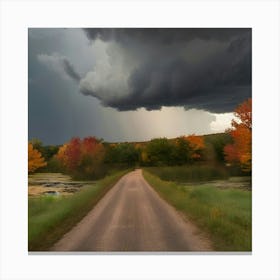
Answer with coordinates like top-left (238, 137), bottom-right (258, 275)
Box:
top-left (143, 170), bottom-right (251, 251)
top-left (28, 169), bottom-right (130, 251)
top-left (145, 165), bottom-right (229, 183)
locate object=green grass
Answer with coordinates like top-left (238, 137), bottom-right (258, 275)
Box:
top-left (28, 169), bottom-right (130, 251)
top-left (143, 170), bottom-right (252, 251)
top-left (145, 165), bottom-right (229, 183)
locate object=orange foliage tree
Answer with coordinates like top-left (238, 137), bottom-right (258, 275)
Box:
top-left (80, 137), bottom-right (106, 175)
top-left (185, 134), bottom-right (205, 160)
top-left (224, 98), bottom-right (252, 172)
top-left (28, 143), bottom-right (47, 173)
top-left (56, 137), bottom-right (105, 178)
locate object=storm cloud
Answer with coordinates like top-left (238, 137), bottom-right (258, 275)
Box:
top-left (29, 28), bottom-right (247, 144)
top-left (83, 28), bottom-right (248, 45)
top-left (79, 28), bottom-right (251, 113)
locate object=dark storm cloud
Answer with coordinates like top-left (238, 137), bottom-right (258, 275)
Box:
top-left (80, 28), bottom-right (251, 113)
top-left (28, 28), bottom-right (103, 145)
top-left (83, 28), bottom-right (247, 44)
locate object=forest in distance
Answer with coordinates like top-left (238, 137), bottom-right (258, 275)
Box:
top-left (29, 98), bottom-right (252, 181)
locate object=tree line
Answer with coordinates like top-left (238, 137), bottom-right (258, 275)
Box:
top-left (29, 134), bottom-right (207, 178)
top-left (28, 98), bottom-right (252, 179)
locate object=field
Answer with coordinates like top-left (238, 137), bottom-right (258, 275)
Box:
top-left (143, 169), bottom-right (252, 251)
top-left (28, 169), bottom-right (130, 251)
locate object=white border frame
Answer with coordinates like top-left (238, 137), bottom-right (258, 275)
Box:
top-left (1, 0), bottom-right (280, 279)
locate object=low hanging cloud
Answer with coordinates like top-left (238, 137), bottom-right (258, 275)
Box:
top-left (37, 53), bottom-right (81, 82)
top-left (79, 28), bottom-right (251, 113)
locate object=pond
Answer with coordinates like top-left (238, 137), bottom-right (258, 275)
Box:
top-left (183, 176), bottom-right (252, 191)
top-left (28, 173), bottom-right (95, 196)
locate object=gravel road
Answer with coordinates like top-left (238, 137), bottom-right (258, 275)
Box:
top-left (51, 169), bottom-right (212, 251)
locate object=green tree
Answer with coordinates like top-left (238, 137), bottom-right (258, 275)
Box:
top-left (105, 143), bottom-right (139, 166)
top-left (29, 138), bottom-right (59, 161)
top-left (172, 136), bottom-right (191, 165)
top-left (146, 138), bottom-right (173, 166)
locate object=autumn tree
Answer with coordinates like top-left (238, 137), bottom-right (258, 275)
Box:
top-left (56, 138), bottom-right (81, 172)
top-left (56, 142), bottom-right (69, 169)
top-left (56, 137), bottom-right (106, 179)
top-left (28, 143), bottom-right (47, 173)
top-left (30, 138), bottom-right (60, 161)
top-left (80, 137), bottom-right (106, 177)
top-left (140, 149), bottom-right (149, 165)
top-left (186, 134), bottom-right (206, 160)
top-left (224, 98), bottom-right (252, 172)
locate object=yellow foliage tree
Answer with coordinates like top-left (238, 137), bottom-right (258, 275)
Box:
top-left (28, 143), bottom-right (47, 173)
top-left (141, 150), bottom-right (149, 164)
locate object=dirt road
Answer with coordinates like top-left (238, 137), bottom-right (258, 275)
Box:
top-left (52, 169), bottom-right (212, 251)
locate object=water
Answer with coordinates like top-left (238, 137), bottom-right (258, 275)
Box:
top-left (183, 176), bottom-right (252, 190)
top-left (28, 173), bottom-right (94, 196)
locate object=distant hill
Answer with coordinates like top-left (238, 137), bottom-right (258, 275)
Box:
top-left (105, 132), bottom-right (230, 145)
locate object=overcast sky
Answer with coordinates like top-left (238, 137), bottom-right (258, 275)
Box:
top-left (28, 28), bottom-right (251, 145)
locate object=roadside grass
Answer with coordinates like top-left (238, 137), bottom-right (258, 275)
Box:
top-left (143, 170), bottom-right (252, 251)
top-left (145, 165), bottom-right (229, 183)
top-left (28, 169), bottom-right (130, 251)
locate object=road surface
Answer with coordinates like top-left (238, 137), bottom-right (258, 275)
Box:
top-left (52, 169), bottom-right (212, 251)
